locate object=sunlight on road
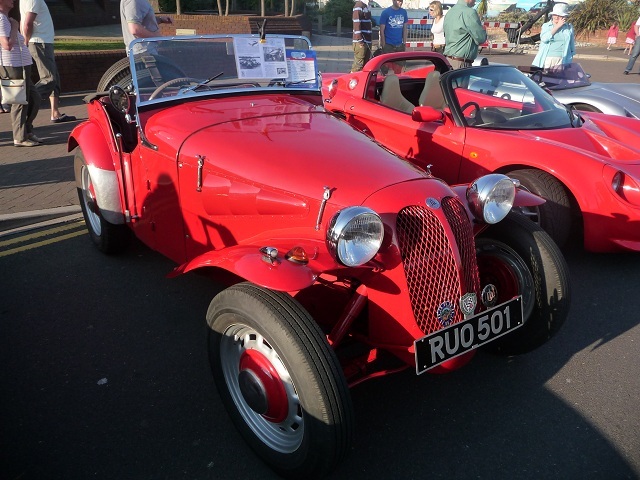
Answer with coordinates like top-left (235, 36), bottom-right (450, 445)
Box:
top-left (0, 220), bottom-right (86, 257)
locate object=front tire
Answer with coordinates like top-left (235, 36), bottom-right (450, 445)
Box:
top-left (207, 283), bottom-right (353, 479)
top-left (477, 213), bottom-right (571, 355)
top-left (76, 149), bottom-right (130, 254)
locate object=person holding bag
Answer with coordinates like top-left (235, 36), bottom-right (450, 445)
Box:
top-left (0, 0), bottom-right (41, 147)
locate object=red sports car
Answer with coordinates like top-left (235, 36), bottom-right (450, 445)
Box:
top-left (70, 35), bottom-right (570, 478)
top-left (322, 52), bottom-right (640, 252)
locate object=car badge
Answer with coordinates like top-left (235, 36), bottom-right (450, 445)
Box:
top-left (348, 78), bottom-right (359, 90)
top-left (426, 197), bottom-right (440, 209)
top-left (481, 284), bottom-right (498, 307)
top-left (436, 301), bottom-right (456, 327)
top-left (459, 293), bottom-right (477, 316)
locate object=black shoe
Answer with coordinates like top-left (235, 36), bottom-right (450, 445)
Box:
top-left (623, 70), bottom-right (629, 75)
top-left (51, 113), bottom-right (77, 123)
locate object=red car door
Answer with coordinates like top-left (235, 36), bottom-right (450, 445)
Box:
top-left (343, 96), bottom-right (466, 183)
top-left (129, 142), bottom-right (187, 263)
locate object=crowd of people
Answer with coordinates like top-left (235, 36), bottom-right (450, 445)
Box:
top-left (351, 0), bottom-right (639, 76)
top-left (0, 0), bottom-right (170, 147)
top-left (351, 0), bottom-right (488, 71)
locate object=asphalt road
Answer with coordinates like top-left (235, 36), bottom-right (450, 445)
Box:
top-left (1, 220), bottom-right (639, 480)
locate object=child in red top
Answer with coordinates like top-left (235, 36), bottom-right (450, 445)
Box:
top-left (607, 22), bottom-right (619, 50)
top-left (624, 24), bottom-right (636, 55)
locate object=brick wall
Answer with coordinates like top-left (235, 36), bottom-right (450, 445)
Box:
top-left (52, 50), bottom-right (128, 93)
top-left (156, 13), bottom-right (310, 36)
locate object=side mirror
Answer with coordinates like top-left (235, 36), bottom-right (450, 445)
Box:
top-left (412, 106), bottom-right (444, 123)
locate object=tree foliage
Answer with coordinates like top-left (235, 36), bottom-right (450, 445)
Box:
top-left (571, 0), bottom-right (639, 34)
top-left (477, 0), bottom-right (488, 18)
top-left (322, 0), bottom-right (355, 27)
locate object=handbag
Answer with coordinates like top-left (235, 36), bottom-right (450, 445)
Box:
top-left (1, 76), bottom-right (27, 105)
top-left (0, 38), bottom-right (29, 105)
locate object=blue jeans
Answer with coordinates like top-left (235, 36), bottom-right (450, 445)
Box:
top-left (624, 39), bottom-right (640, 72)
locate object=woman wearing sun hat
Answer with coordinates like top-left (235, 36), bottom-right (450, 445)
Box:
top-left (532, 2), bottom-right (575, 69)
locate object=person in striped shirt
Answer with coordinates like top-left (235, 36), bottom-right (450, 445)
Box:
top-left (351, 0), bottom-right (372, 72)
top-left (1, 0), bottom-right (41, 147)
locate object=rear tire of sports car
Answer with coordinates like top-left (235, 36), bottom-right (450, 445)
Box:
top-left (96, 56), bottom-right (188, 92)
top-left (571, 103), bottom-right (601, 113)
top-left (507, 169), bottom-right (573, 248)
top-left (76, 150), bottom-right (130, 254)
top-left (477, 212), bottom-right (571, 355)
top-left (97, 58), bottom-right (133, 92)
top-left (207, 283), bottom-right (353, 479)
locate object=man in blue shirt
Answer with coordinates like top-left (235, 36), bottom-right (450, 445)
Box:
top-left (380, 0), bottom-right (408, 53)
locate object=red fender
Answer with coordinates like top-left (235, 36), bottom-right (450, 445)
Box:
top-left (170, 245), bottom-right (318, 292)
top-left (69, 120), bottom-right (126, 225)
top-left (512, 189), bottom-right (546, 208)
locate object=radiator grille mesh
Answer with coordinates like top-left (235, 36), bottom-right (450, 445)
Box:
top-left (396, 200), bottom-right (480, 334)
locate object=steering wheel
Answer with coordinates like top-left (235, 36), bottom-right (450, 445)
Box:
top-left (460, 101), bottom-right (484, 125)
top-left (268, 78), bottom-right (287, 87)
top-left (149, 77), bottom-right (204, 100)
top-left (530, 70), bottom-right (543, 84)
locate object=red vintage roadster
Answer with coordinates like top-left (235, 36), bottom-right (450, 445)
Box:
top-left (322, 52), bottom-right (640, 252)
top-left (70, 35), bottom-right (570, 478)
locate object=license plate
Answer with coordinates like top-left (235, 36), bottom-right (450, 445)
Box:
top-left (415, 296), bottom-right (523, 374)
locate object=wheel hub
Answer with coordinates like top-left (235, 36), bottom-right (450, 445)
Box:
top-left (238, 370), bottom-right (268, 414)
top-left (85, 190), bottom-right (98, 214)
top-left (238, 349), bottom-right (289, 423)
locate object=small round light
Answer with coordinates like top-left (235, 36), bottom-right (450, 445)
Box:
top-left (285, 246), bottom-right (309, 265)
top-left (612, 171), bottom-right (623, 193)
top-left (467, 174), bottom-right (516, 224)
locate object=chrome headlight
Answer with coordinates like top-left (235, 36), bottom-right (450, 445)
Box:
top-left (466, 174), bottom-right (516, 224)
top-left (326, 207), bottom-right (384, 267)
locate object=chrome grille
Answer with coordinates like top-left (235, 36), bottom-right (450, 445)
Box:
top-left (396, 201), bottom-right (480, 335)
top-left (441, 197), bottom-right (481, 301)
